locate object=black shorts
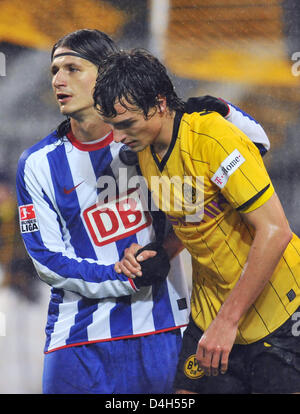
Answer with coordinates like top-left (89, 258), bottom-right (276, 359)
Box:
top-left (173, 308), bottom-right (300, 394)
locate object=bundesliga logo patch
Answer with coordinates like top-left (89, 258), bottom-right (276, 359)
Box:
top-left (19, 204), bottom-right (39, 233)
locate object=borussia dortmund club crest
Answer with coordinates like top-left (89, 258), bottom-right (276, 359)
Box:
top-left (182, 182), bottom-right (197, 204)
top-left (184, 354), bottom-right (205, 379)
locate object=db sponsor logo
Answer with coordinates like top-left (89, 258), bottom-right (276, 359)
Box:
top-left (184, 354), bottom-right (205, 379)
top-left (83, 189), bottom-right (152, 246)
top-left (19, 204), bottom-right (39, 233)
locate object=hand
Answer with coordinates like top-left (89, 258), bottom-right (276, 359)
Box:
top-left (114, 243), bottom-right (157, 279)
top-left (196, 318), bottom-right (238, 376)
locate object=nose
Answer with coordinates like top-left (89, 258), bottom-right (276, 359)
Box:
top-left (52, 70), bottom-right (67, 89)
top-left (112, 129), bottom-right (127, 143)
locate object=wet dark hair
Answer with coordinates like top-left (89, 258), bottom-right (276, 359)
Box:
top-left (93, 49), bottom-right (184, 119)
top-left (51, 29), bottom-right (119, 67)
top-left (52, 29), bottom-right (119, 138)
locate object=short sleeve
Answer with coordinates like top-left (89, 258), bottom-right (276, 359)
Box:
top-left (202, 114), bottom-right (274, 211)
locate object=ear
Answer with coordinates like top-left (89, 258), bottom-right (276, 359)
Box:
top-left (157, 95), bottom-right (167, 113)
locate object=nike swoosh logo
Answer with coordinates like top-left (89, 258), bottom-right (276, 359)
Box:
top-left (63, 181), bottom-right (84, 195)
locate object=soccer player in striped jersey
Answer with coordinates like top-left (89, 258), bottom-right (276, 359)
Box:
top-left (16, 30), bottom-right (190, 394)
top-left (93, 49), bottom-right (300, 394)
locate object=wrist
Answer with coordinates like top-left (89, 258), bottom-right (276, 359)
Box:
top-left (216, 302), bottom-right (241, 328)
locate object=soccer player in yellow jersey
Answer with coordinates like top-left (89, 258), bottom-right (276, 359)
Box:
top-left (93, 49), bottom-right (300, 393)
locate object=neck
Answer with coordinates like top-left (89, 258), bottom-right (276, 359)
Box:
top-left (70, 111), bottom-right (111, 142)
top-left (152, 110), bottom-right (176, 158)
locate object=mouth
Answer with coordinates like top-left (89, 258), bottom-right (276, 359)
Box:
top-left (56, 93), bottom-right (72, 104)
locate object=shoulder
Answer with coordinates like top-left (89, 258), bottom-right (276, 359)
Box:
top-left (181, 110), bottom-right (258, 151)
top-left (179, 111), bottom-right (228, 155)
top-left (18, 130), bottom-right (61, 171)
top-left (180, 111), bottom-right (227, 138)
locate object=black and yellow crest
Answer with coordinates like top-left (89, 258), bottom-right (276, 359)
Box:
top-left (184, 354), bottom-right (204, 379)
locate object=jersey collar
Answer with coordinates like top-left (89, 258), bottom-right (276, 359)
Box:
top-left (150, 111), bottom-right (183, 172)
top-left (66, 130), bottom-right (113, 151)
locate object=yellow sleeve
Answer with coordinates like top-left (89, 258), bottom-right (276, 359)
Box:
top-left (238, 182), bottom-right (274, 213)
top-left (194, 112), bottom-right (274, 211)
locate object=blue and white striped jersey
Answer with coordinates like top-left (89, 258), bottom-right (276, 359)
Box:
top-left (223, 100), bottom-right (270, 155)
top-left (16, 99), bottom-right (270, 354)
top-left (16, 129), bottom-right (191, 353)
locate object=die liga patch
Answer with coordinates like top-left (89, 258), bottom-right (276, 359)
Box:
top-left (211, 149), bottom-right (245, 189)
top-left (19, 204), bottom-right (39, 233)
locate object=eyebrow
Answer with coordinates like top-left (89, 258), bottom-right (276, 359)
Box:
top-left (50, 61), bottom-right (81, 74)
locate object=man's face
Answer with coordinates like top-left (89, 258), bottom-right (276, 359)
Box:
top-left (51, 47), bottom-right (98, 117)
top-left (100, 102), bottom-right (164, 152)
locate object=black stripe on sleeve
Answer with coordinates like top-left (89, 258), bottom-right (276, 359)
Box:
top-left (236, 184), bottom-right (270, 212)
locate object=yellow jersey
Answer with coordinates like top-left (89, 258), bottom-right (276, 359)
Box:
top-left (138, 111), bottom-right (300, 344)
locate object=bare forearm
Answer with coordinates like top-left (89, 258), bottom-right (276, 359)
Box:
top-left (196, 193), bottom-right (293, 376)
top-left (197, 222), bottom-right (292, 376)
